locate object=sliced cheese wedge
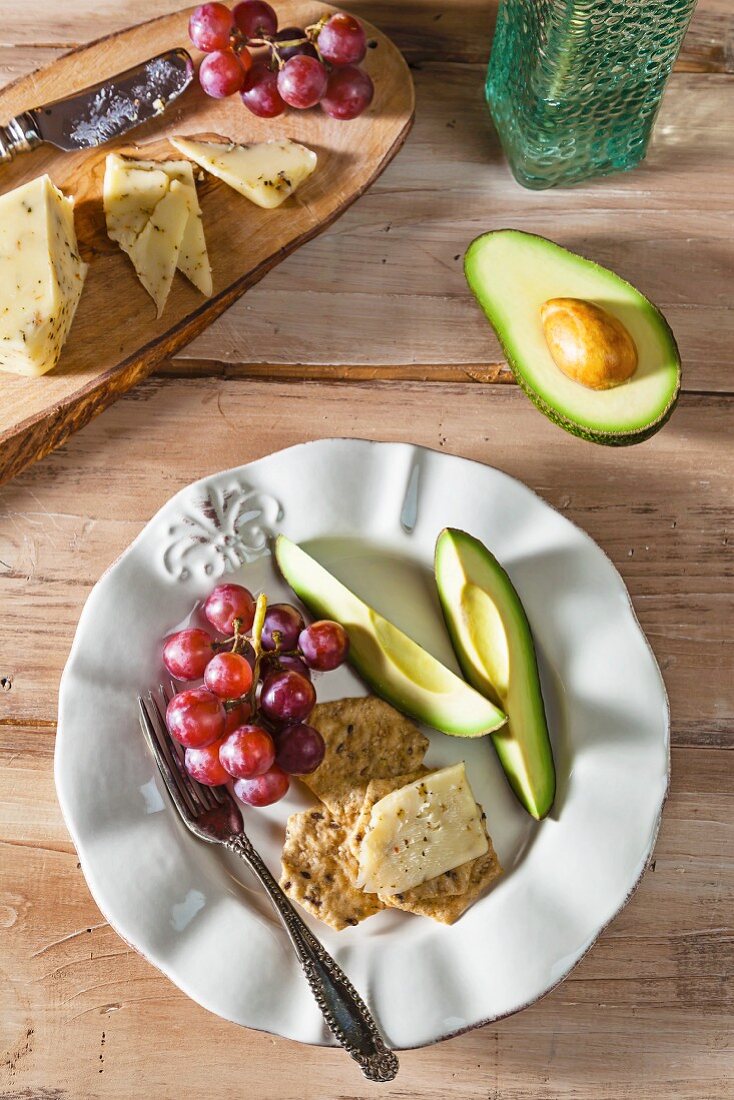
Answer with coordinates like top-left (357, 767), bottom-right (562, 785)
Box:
top-left (356, 763), bottom-right (489, 896)
top-left (170, 137), bottom-right (317, 209)
top-left (104, 154), bottom-right (212, 298)
top-left (0, 175), bottom-right (87, 377)
top-left (166, 163), bottom-right (212, 298)
top-left (127, 179), bottom-right (191, 318)
top-left (103, 154), bottom-right (169, 247)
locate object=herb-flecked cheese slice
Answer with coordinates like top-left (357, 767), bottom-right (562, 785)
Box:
top-left (104, 155), bottom-right (212, 298)
top-left (170, 137), bottom-right (317, 210)
top-left (0, 174), bottom-right (87, 377)
top-left (103, 155), bottom-right (170, 247)
top-left (126, 179), bottom-right (191, 318)
top-left (356, 763), bottom-right (489, 896)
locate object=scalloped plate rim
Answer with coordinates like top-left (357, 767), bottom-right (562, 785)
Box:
top-left (54, 438), bottom-right (670, 1050)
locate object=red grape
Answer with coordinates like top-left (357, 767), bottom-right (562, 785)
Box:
top-left (219, 725), bottom-right (275, 779)
top-left (204, 583), bottom-right (256, 635)
top-left (273, 26), bottom-right (317, 61)
top-left (298, 620), bottom-right (349, 671)
top-left (166, 688), bottom-right (225, 749)
top-left (223, 699), bottom-right (252, 734)
top-left (320, 65), bottom-right (374, 119)
top-left (162, 628), bottom-right (213, 680)
top-left (262, 652), bottom-right (311, 681)
top-left (275, 724), bottom-right (325, 774)
top-left (277, 55), bottom-right (328, 109)
top-left (260, 670), bottom-right (316, 723)
top-left (317, 13), bottom-right (367, 66)
top-left (189, 3), bottom-right (234, 52)
top-left (234, 765), bottom-right (290, 806)
top-left (233, 0), bottom-right (278, 38)
top-left (203, 651), bottom-right (253, 698)
top-left (261, 603), bottom-right (304, 651)
top-left (199, 49), bottom-right (246, 98)
top-left (185, 739), bottom-right (230, 786)
top-left (241, 61), bottom-right (286, 118)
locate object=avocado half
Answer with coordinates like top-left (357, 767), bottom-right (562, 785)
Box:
top-left (464, 230), bottom-right (681, 446)
top-left (435, 528), bottom-right (555, 820)
top-left (274, 535), bottom-right (506, 738)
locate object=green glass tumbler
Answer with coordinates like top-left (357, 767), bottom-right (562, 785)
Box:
top-left (486, 0), bottom-right (698, 189)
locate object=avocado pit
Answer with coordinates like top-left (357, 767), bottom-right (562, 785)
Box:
top-left (540, 297), bottom-right (638, 390)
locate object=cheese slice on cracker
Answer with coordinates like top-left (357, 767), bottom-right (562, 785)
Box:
top-left (356, 763), bottom-right (489, 896)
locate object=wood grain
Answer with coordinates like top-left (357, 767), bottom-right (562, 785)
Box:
top-left (0, 9), bottom-right (730, 405)
top-left (0, 3), bottom-right (414, 485)
top-left (0, 375), bottom-right (732, 1096)
top-left (1, 379), bottom-right (731, 742)
top-left (176, 67), bottom-right (734, 387)
top-left (0, 0), bottom-right (730, 71)
top-left (0, 0), bottom-right (732, 1096)
top-left (0, 727), bottom-right (730, 1098)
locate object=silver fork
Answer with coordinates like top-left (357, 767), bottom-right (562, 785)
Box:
top-left (138, 687), bottom-right (398, 1083)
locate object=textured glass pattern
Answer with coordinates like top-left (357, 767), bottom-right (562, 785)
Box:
top-left (486, 0), bottom-right (698, 189)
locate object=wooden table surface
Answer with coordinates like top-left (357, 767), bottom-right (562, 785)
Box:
top-left (1, 1), bottom-right (732, 1097)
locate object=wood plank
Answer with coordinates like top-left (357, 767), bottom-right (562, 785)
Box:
top-left (0, 5), bottom-right (731, 1093)
top-left (158, 357), bottom-right (517, 382)
top-left (0, 0), bottom-right (729, 72)
top-left (0, 379), bottom-right (731, 745)
top-left (0, 727), bottom-right (730, 1097)
top-left (0, 33), bottom-right (730, 423)
top-left (0, 45), bottom-right (64, 86)
top-left (176, 68), bottom-right (734, 390)
top-left (0, 3), bottom-right (415, 487)
top-left (2, 57), bottom-right (730, 397)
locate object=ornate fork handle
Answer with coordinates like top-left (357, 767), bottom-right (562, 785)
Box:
top-left (224, 833), bottom-right (398, 1083)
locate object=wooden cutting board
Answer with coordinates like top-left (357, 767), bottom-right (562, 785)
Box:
top-left (0, 3), bottom-right (414, 485)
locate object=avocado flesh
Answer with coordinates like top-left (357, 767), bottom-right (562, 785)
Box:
top-left (435, 528), bottom-right (556, 819)
top-left (274, 535), bottom-right (506, 738)
top-left (464, 229), bottom-right (681, 445)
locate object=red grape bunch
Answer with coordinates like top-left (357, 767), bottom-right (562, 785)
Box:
top-left (188, 2), bottom-right (375, 120)
top-left (161, 582), bottom-right (349, 808)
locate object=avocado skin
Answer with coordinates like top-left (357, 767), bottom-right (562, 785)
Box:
top-left (435, 528), bottom-right (556, 820)
top-left (464, 230), bottom-right (682, 447)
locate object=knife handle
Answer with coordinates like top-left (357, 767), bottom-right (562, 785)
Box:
top-left (0, 113), bottom-right (42, 165)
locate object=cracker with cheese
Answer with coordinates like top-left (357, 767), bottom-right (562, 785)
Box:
top-left (348, 770), bottom-right (476, 902)
top-left (384, 826), bottom-right (503, 925)
top-left (279, 697), bottom-right (502, 929)
top-left (280, 808), bottom-right (385, 930)
top-left (302, 697), bottom-right (429, 826)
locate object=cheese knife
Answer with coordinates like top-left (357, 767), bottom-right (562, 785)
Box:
top-left (0, 49), bottom-right (194, 165)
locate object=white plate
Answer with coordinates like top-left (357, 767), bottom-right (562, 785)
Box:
top-left (55, 439), bottom-right (669, 1049)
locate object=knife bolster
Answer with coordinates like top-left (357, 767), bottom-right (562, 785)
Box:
top-left (0, 113), bottom-right (42, 164)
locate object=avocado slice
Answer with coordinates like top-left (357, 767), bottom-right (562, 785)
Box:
top-left (464, 229), bottom-right (681, 446)
top-left (274, 535), bottom-right (507, 738)
top-left (435, 528), bottom-right (555, 819)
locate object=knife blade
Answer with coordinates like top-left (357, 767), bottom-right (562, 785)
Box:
top-left (0, 49), bottom-right (194, 165)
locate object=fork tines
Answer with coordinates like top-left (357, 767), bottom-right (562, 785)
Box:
top-left (138, 687), bottom-right (224, 823)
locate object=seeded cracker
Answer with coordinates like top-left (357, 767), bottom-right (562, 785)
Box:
top-left (304, 697), bottom-right (429, 827)
top-left (348, 770), bottom-right (475, 900)
top-left (280, 809), bottom-right (385, 930)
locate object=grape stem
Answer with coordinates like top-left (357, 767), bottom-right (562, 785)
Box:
top-left (247, 593), bottom-right (268, 711)
top-left (231, 16), bottom-right (327, 68)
